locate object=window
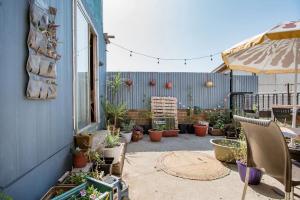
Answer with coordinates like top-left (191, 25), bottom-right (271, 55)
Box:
top-left (74, 1), bottom-right (99, 131)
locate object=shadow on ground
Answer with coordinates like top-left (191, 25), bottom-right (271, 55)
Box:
top-left (126, 134), bottom-right (218, 153)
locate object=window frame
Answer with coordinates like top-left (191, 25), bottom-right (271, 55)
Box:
top-left (72, 0), bottom-right (100, 133)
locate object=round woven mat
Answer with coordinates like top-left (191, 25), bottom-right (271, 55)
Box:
top-left (156, 151), bottom-right (230, 181)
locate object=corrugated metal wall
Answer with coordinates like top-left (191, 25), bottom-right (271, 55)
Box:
top-left (107, 72), bottom-right (258, 109)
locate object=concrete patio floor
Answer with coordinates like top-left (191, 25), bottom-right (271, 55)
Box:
top-left (122, 134), bottom-right (300, 200)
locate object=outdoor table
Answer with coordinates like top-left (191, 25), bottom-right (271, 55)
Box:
top-left (280, 127), bottom-right (300, 161)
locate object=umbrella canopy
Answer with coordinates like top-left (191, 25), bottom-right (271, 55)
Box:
top-left (222, 21), bottom-right (300, 127)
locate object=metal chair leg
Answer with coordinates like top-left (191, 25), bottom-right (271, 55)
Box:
top-left (291, 187), bottom-right (294, 200)
top-left (241, 167), bottom-right (250, 200)
top-left (285, 192), bottom-right (291, 200)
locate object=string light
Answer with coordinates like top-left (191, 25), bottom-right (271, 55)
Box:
top-left (109, 42), bottom-right (221, 64)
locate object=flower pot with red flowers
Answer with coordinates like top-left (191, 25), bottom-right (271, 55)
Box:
top-left (72, 147), bottom-right (88, 168)
top-left (149, 79), bottom-right (156, 86)
top-left (125, 79), bottom-right (133, 87)
top-left (149, 123), bottom-right (165, 142)
top-left (194, 122), bottom-right (208, 137)
top-left (165, 82), bottom-right (172, 89)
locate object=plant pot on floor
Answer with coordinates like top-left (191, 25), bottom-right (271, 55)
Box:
top-left (236, 161), bottom-right (262, 185)
top-left (103, 146), bottom-right (121, 164)
top-left (121, 132), bottom-right (132, 143)
top-left (163, 129), bottom-right (179, 137)
top-left (178, 124), bottom-right (187, 134)
top-left (194, 124), bottom-right (208, 137)
top-left (131, 131), bottom-right (141, 142)
top-left (73, 151), bottom-right (88, 168)
top-left (186, 124), bottom-right (195, 133)
top-left (211, 128), bottom-right (224, 136)
top-left (149, 129), bottom-right (163, 142)
top-left (210, 138), bottom-right (241, 163)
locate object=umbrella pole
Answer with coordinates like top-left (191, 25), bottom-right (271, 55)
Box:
top-left (292, 52), bottom-right (299, 128)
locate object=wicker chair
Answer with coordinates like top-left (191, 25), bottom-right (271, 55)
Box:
top-left (234, 115), bottom-right (300, 200)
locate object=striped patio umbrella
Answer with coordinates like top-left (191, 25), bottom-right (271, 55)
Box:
top-left (222, 21), bottom-right (300, 127)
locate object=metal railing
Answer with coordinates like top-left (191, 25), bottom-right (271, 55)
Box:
top-left (232, 92), bottom-right (300, 112)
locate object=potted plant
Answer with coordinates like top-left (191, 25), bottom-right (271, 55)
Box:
top-left (149, 79), bottom-right (156, 86)
top-left (163, 117), bottom-right (179, 137)
top-left (185, 107), bottom-right (195, 133)
top-left (103, 125), bottom-right (121, 164)
top-left (149, 123), bottom-right (165, 142)
top-left (234, 132), bottom-right (262, 185)
top-left (88, 150), bottom-right (112, 176)
top-left (194, 121), bottom-right (208, 137)
top-left (125, 79), bottom-right (133, 87)
top-left (72, 147), bottom-right (88, 168)
top-left (120, 120), bottom-right (135, 143)
top-left (104, 102), bottom-right (127, 128)
top-left (165, 81), bottom-right (172, 89)
top-left (211, 114), bottom-right (225, 136)
top-left (131, 125), bottom-right (144, 142)
top-left (210, 138), bottom-right (241, 163)
top-left (74, 132), bottom-right (92, 149)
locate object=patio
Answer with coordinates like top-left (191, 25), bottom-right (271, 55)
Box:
top-left (123, 134), bottom-right (294, 200)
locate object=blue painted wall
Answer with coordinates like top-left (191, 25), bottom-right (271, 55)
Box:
top-left (0, 0), bottom-right (106, 199)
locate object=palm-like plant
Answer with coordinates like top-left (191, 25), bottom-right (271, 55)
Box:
top-left (104, 101), bottom-right (127, 128)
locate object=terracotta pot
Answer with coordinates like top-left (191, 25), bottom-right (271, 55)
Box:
top-left (149, 129), bottom-right (163, 142)
top-left (125, 79), bottom-right (133, 86)
top-left (138, 131), bottom-right (144, 140)
top-left (73, 152), bottom-right (87, 168)
top-left (194, 124), bottom-right (208, 137)
top-left (163, 129), bottom-right (179, 137)
top-left (149, 80), bottom-right (156, 86)
top-left (211, 128), bottom-right (224, 136)
top-left (131, 131), bottom-right (140, 142)
top-left (165, 82), bottom-right (172, 89)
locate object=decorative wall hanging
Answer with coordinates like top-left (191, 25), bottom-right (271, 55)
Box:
top-left (149, 79), bottom-right (156, 86)
top-left (26, 0), bottom-right (61, 100)
top-left (205, 81), bottom-right (214, 88)
top-left (165, 81), bottom-right (172, 89)
top-left (125, 79), bottom-right (133, 87)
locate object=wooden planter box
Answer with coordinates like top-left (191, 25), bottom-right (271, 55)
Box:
top-left (41, 185), bottom-right (76, 200)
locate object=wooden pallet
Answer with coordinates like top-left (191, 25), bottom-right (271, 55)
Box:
top-left (151, 97), bottom-right (178, 128)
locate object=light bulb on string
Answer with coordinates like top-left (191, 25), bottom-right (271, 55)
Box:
top-left (157, 58), bottom-right (160, 64)
top-left (210, 55), bottom-right (213, 61)
top-left (184, 59), bottom-right (187, 65)
top-left (130, 51), bottom-right (132, 57)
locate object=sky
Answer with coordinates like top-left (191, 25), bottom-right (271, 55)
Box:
top-left (103, 0), bottom-right (300, 72)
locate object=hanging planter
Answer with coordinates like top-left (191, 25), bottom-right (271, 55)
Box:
top-left (125, 79), bottom-right (133, 87)
top-left (149, 79), bottom-right (156, 86)
top-left (165, 81), bottom-right (172, 89)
